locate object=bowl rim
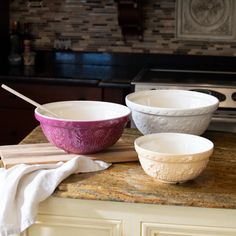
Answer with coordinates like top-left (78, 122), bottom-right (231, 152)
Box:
top-left (35, 100), bottom-right (131, 123)
top-left (134, 132), bottom-right (214, 162)
top-left (125, 89), bottom-right (219, 116)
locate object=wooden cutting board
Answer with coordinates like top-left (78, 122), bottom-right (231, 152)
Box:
top-left (0, 141), bottom-right (138, 169)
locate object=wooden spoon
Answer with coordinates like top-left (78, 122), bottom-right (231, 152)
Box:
top-left (1, 84), bottom-right (59, 118)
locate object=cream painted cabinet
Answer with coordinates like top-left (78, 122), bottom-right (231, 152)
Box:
top-left (22, 197), bottom-right (236, 236)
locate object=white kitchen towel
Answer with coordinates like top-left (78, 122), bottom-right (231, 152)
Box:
top-left (0, 156), bottom-right (111, 235)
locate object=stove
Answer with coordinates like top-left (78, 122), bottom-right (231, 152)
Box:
top-left (132, 68), bottom-right (236, 133)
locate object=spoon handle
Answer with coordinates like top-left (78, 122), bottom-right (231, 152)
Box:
top-left (1, 84), bottom-right (59, 118)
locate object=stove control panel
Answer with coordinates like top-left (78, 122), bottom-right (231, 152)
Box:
top-left (189, 89), bottom-right (226, 102)
top-left (134, 84), bottom-right (236, 109)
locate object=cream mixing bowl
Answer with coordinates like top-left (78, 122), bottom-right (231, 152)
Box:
top-left (134, 132), bottom-right (214, 184)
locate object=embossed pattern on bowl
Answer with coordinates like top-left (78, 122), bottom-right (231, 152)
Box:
top-left (35, 101), bottom-right (131, 154)
top-left (134, 133), bottom-right (214, 184)
top-left (126, 89), bottom-right (219, 135)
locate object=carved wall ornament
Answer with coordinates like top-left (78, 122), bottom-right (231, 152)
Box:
top-left (176, 0), bottom-right (235, 40)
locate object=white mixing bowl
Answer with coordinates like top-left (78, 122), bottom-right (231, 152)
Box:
top-left (126, 89), bottom-right (219, 135)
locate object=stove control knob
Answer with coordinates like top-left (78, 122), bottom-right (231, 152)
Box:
top-left (209, 90), bottom-right (226, 102)
top-left (232, 92), bottom-right (236, 101)
top-left (190, 89), bottom-right (226, 102)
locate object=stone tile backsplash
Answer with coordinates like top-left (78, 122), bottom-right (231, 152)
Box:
top-left (10, 0), bottom-right (236, 56)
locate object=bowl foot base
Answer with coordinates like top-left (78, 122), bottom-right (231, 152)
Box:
top-left (156, 178), bottom-right (187, 185)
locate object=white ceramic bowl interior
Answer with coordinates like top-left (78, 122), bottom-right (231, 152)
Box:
top-left (126, 89), bottom-right (219, 135)
top-left (134, 133), bottom-right (214, 184)
top-left (37, 100), bottom-right (131, 121)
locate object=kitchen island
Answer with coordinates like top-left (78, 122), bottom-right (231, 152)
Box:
top-left (19, 127), bottom-right (236, 236)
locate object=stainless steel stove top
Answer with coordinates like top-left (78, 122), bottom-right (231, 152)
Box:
top-left (133, 68), bottom-right (236, 85)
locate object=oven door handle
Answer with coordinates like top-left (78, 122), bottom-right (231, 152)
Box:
top-left (211, 116), bottom-right (236, 123)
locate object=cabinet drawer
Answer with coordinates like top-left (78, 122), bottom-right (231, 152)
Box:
top-left (142, 222), bottom-right (236, 236)
top-left (25, 214), bottom-right (122, 236)
top-left (0, 83), bottom-right (102, 109)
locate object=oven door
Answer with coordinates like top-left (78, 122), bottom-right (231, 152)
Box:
top-left (209, 109), bottom-right (236, 133)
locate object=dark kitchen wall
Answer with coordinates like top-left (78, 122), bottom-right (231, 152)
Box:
top-left (10, 0), bottom-right (236, 56)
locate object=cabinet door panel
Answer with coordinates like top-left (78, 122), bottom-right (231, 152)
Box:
top-left (142, 222), bottom-right (236, 236)
top-left (0, 108), bottom-right (38, 145)
top-left (25, 214), bottom-right (122, 236)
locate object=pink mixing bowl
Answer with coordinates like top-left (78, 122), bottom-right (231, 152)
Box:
top-left (35, 100), bottom-right (131, 154)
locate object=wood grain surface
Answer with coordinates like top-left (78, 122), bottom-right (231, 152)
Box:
top-left (0, 140), bottom-right (138, 168)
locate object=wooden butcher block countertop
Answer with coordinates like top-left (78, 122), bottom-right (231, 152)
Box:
top-left (20, 127), bottom-right (236, 209)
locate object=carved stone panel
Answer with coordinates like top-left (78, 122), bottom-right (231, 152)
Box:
top-left (176, 0), bottom-right (235, 40)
